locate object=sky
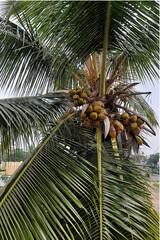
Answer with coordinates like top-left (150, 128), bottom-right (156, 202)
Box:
top-left (135, 81), bottom-right (159, 156)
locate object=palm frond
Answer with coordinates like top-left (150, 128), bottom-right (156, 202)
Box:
top-left (0, 1), bottom-right (158, 94)
top-left (0, 92), bottom-right (70, 153)
top-left (0, 17), bottom-right (55, 95)
top-left (0, 121), bottom-right (97, 240)
top-left (0, 120), bottom-right (158, 239)
top-left (127, 93), bottom-right (158, 126)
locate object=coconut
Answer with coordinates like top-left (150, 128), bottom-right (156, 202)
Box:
top-left (133, 127), bottom-right (141, 135)
top-left (93, 101), bottom-right (104, 107)
top-left (73, 94), bottom-right (79, 100)
top-left (78, 98), bottom-right (84, 105)
top-left (130, 123), bottom-right (137, 130)
top-left (89, 112), bottom-right (97, 121)
top-left (80, 93), bottom-right (88, 99)
top-left (93, 105), bottom-right (102, 113)
top-left (69, 90), bottom-right (76, 95)
top-left (84, 119), bottom-right (92, 126)
top-left (74, 100), bottom-right (79, 107)
top-left (113, 120), bottom-right (120, 127)
top-left (97, 113), bottom-right (105, 121)
top-left (137, 118), bottom-right (144, 125)
top-left (109, 125), bottom-right (116, 138)
top-left (117, 130), bottom-right (122, 134)
top-left (116, 124), bottom-right (124, 132)
top-left (123, 97), bottom-right (128, 102)
top-left (136, 136), bottom-right (143, 145)
top-left (76, 89), bottom-right (82, 94)
top-left (93, 120), bottom-right (101, 128)
top-left (80, 112), bottom-right (87, 119)
top-left (121, 113), bottom-right (129, 119)
top-left (139, 124), bottom-right (143, 129)
top-left (129, 115), bottom-right (137, 123)
top-left (86, 105), bottom-right (93, 113)
top-left (123, 118), bottom-right (129, 125)
top-left (100, 109), bottom-right (107, 115)
top-left (76, 86), bottom-right (82, 91)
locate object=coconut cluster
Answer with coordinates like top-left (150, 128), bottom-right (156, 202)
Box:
top-left (69, 86), bottom-right (88, 107)
top-left (80, 101), bottom-right (106, 129)
top-left (65, 85), bottom-right (145, 147)
top-left (120, 113), bottom-right (144, 145)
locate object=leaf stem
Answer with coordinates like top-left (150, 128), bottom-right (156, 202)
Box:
top-left (101, 0), bottom-right (111, 97)
top-left (92, 52), bottom-right (99, 79)
top-left (97, 127), bottom-right (102, 240)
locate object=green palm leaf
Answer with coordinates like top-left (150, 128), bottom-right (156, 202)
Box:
top-left (0, 1), bottom-right (158, 94)
top-left (0, 121), bottom-right (97, 240)
top-left (0, 122), bottom-right (158, 239)
top-left (0, 93), bottom-right (69, 152)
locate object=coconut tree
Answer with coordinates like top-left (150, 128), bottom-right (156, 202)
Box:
top-left (0, 1), bottom-right (159, 239)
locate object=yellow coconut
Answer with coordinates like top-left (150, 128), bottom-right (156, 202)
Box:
top-left (98, 113), bottom-right (105, 121)
top-left (116, 124), bottom-right (124, 132)
top-left (93, 101), bottom-right (104, 107)
top-left (80, 112), bottom-right (87, 119)
top-left (86, 105), bottom-right (93, 113)
top-left (137, 118), bottom-right (144, 125)
top-left (117, 130), bottom-right (122, 134)
top-left (69, 90), bottom-right (76, 95)
top-left (136, 136), bottom-right (143, 145)
top-left (78, 98), bottom-right (84, 105)
top-left (93, 105), bottom-right (102, 113)
top-left (123, 118), bottom-right (129, 125)
top-left (80, 93), bottom-right (88, 99)
top-left (129, 115), bottom-right (137, 123)
top-left (130, 122), bottom-right (137, 130)
top-left (109, 125), bottom-right (116, 138)
top-left (89, 112), bottom-right (97, 121)
top-left (121, 113), bottom-right (129, 119)
top-left (76, 86), bottom-right (82, 91)
top-left (73, 94), bottom-right (79, 100)
top-left (113, 120), bottom-right (120, 127)
top-left (139, 124), bottom-right (143, 129)
top-left (93, 120), bottom-right (101, 128)
top-left (84, 119), bottom-right (92, 126)
top-left (100, 109), bottom-right (107, 115)
top-left (76, 89), bottom-right (82, 94)
top-left (133, 127), bottom-right (141, 135)
top-left (123, 97), bottom-right (128, 102)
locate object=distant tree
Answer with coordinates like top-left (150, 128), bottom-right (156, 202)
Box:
top-left (147, 153), bottom-right (159, 166)
top-left (1, 148), bottom-right (30, 162)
